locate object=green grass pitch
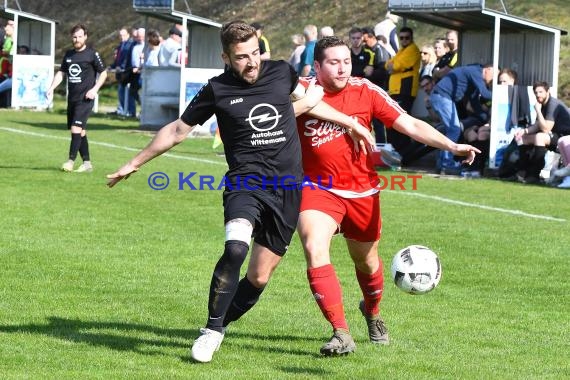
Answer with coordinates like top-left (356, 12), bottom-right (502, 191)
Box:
top-left (0, 106), bottom-right (568, 379)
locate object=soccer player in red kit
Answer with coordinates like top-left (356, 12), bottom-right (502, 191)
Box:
top-left (296, 36), bottom-right (480, 356)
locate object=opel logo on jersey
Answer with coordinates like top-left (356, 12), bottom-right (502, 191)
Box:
top-left (246, 103), bottom-right (282, 132)
top-left (69, 64), bottom-right (82, 77)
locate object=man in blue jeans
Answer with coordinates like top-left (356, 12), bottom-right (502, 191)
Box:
top-left (430, 63), bottom-right (494, 174)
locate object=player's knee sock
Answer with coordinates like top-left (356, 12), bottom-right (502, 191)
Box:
top-left (222, 277), bottom-right (265, 327)
top-left (69, 133), bottom-right (82, 161)
top-left (528, 146), bottom-right (547, 178)
top-left (206, 240), bottom-right (249, 332)
top-left (355, 263), bottom-right (384, 317)
top-left (79, 135), bottom-right (90, 162)
top-left (307, 264), bottom-right (348, 331)
top-left (517, 145), bottom-right (531, 174)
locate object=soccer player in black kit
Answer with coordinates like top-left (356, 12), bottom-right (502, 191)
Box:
top-left (47, 24), bottom-right (107, 173)
top-left (107, 21), bottom-right (374, 363)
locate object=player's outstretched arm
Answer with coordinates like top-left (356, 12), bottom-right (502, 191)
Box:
top-left (393, 113), bottom-right (480, 165)
top-left (107, 118), bottom-right (195, 187)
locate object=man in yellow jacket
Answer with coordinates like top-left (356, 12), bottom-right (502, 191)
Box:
top-left (385, 27), bottom-right (420, 156)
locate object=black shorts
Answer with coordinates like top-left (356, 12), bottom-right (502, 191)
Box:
top-left (223, 188), bottom-right (301, 256)
top-left (67, 99), bottom-right (94, 129)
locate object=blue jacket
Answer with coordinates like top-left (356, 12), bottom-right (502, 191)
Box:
top-left (434, 64), bottom-right (492, 102)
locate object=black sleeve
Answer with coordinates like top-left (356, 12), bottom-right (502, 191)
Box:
top-left (180, 82), bottom-right (216, 126)
top-left (288, 62), bottom-right (299, 94)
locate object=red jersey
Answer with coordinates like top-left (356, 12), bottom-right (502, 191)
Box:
top-left (296, 77), bottom-right (404, 197)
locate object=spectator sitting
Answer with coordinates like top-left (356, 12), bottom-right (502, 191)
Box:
top-left (0, 52), bottom-right (12, 107)
top-left (459, 98), bottom-right (491, 177)
top-left (553, 135), bottom-right (570, 188)
top-left (419, 45), bottom-right (436, 77)
top-left (513, 81), bottom-right (570, 184)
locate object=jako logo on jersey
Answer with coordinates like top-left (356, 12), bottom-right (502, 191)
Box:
top-left (230, 98), bottom-right (243, 105)
top-left (246, 103), bottom-right (282, 132)
top-left (68, 64), bottom-right (82, 77)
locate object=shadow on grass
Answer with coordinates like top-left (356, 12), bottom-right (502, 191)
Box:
top-left (0, 164), bottom-right (61, 172)
top-left (27, 119), bottom-right (140, 132)
top-left (0, 316), bottom-right (329, 364)
top-left (0, 316), bottom-right (195, 358)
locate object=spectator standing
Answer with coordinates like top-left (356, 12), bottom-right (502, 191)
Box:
top-left (362, 27), bottom-right (391, 144)
top-left (433, 30), bottom-right (459, 82)
top-left (384, 27), bottom-right (420, 156)
top-left (430, 63), bottom-right (494, 174)
top-left (362, 27), bottom-right (390, 89)
top-left (251, 22), bottom-right (270, 60)
top-left (158, 27), bottom-right (182, 67)
top-left (348, 27), bottom-right (374, 78)
top-left (298, 24), bottom-right (318, 76)
top-left (125, 27), bottom-right (145, 118)
top-left (514, 81), bottom-right (570, 183)
top-left (46, 24), bottom-right (107, 173)
top-left (319, 26), bottom-right (334, 38)
top-left (288, 33), bottom-right (305, 72)
top-left (1, 20), bottom-right (14, 59)
top-left (110, 27), bottom-right (133, 116)
top-left (374, 11), bottom-right (399, 57)
top-left (145, 29), bottom-right (162, 67)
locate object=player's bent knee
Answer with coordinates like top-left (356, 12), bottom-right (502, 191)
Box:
top-left (225, 218), bottom-right (253, 245)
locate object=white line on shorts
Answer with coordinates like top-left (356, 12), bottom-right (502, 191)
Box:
top-left (392, 190), bottom-right (566, 222)
top-left (0, 127), bottom-right (226, 166)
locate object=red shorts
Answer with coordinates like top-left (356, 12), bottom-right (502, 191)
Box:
top-left (300, 186), bottom-right (381, 242)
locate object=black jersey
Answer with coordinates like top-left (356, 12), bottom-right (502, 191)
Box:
top-left (181, 60), bottom-right (302, 187)
top-left (60, 47), bottom-right (106, 102)
top-left (351, 48), bottom-right (373, 78)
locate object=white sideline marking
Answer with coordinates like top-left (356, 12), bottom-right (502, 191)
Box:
top-left (0, 127), bottom-right (226, 166)
top-left (2, 127), bottom-right (565, 222)
top-left (393, 191), bottom-right (566, 223)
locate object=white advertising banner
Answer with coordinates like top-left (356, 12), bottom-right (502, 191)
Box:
top-left (11, 54), bottom-right (52, 109)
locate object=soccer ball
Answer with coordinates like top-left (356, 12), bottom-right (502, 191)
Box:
top-left (391, 245), bottom-right (442, 295)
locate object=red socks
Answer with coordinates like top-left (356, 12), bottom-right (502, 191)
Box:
top-left (307, 264), bottom-right (348, 331)
top-left (355, 262), bottom-right (384, 317)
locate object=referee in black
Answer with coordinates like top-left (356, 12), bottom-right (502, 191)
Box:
top-left (47, 23), bottom-right (107, 173)
top-left (107, 21), bottom-right (373, 363)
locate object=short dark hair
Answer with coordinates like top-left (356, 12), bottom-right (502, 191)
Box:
top-left (361, 27), bottom-right (375, 37)
top-left (533, 81), bottom-right (549, 91)
top-left (348, 27), bottom-right (362, 36)
top-left (314, 36), bottom-right (349, 63)
top-left (220, 21), bottom-right (257, 55)
top-left (70, 23), bottom-right (87, 36)
top-left (399, 26), bottom-right (413, 39)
